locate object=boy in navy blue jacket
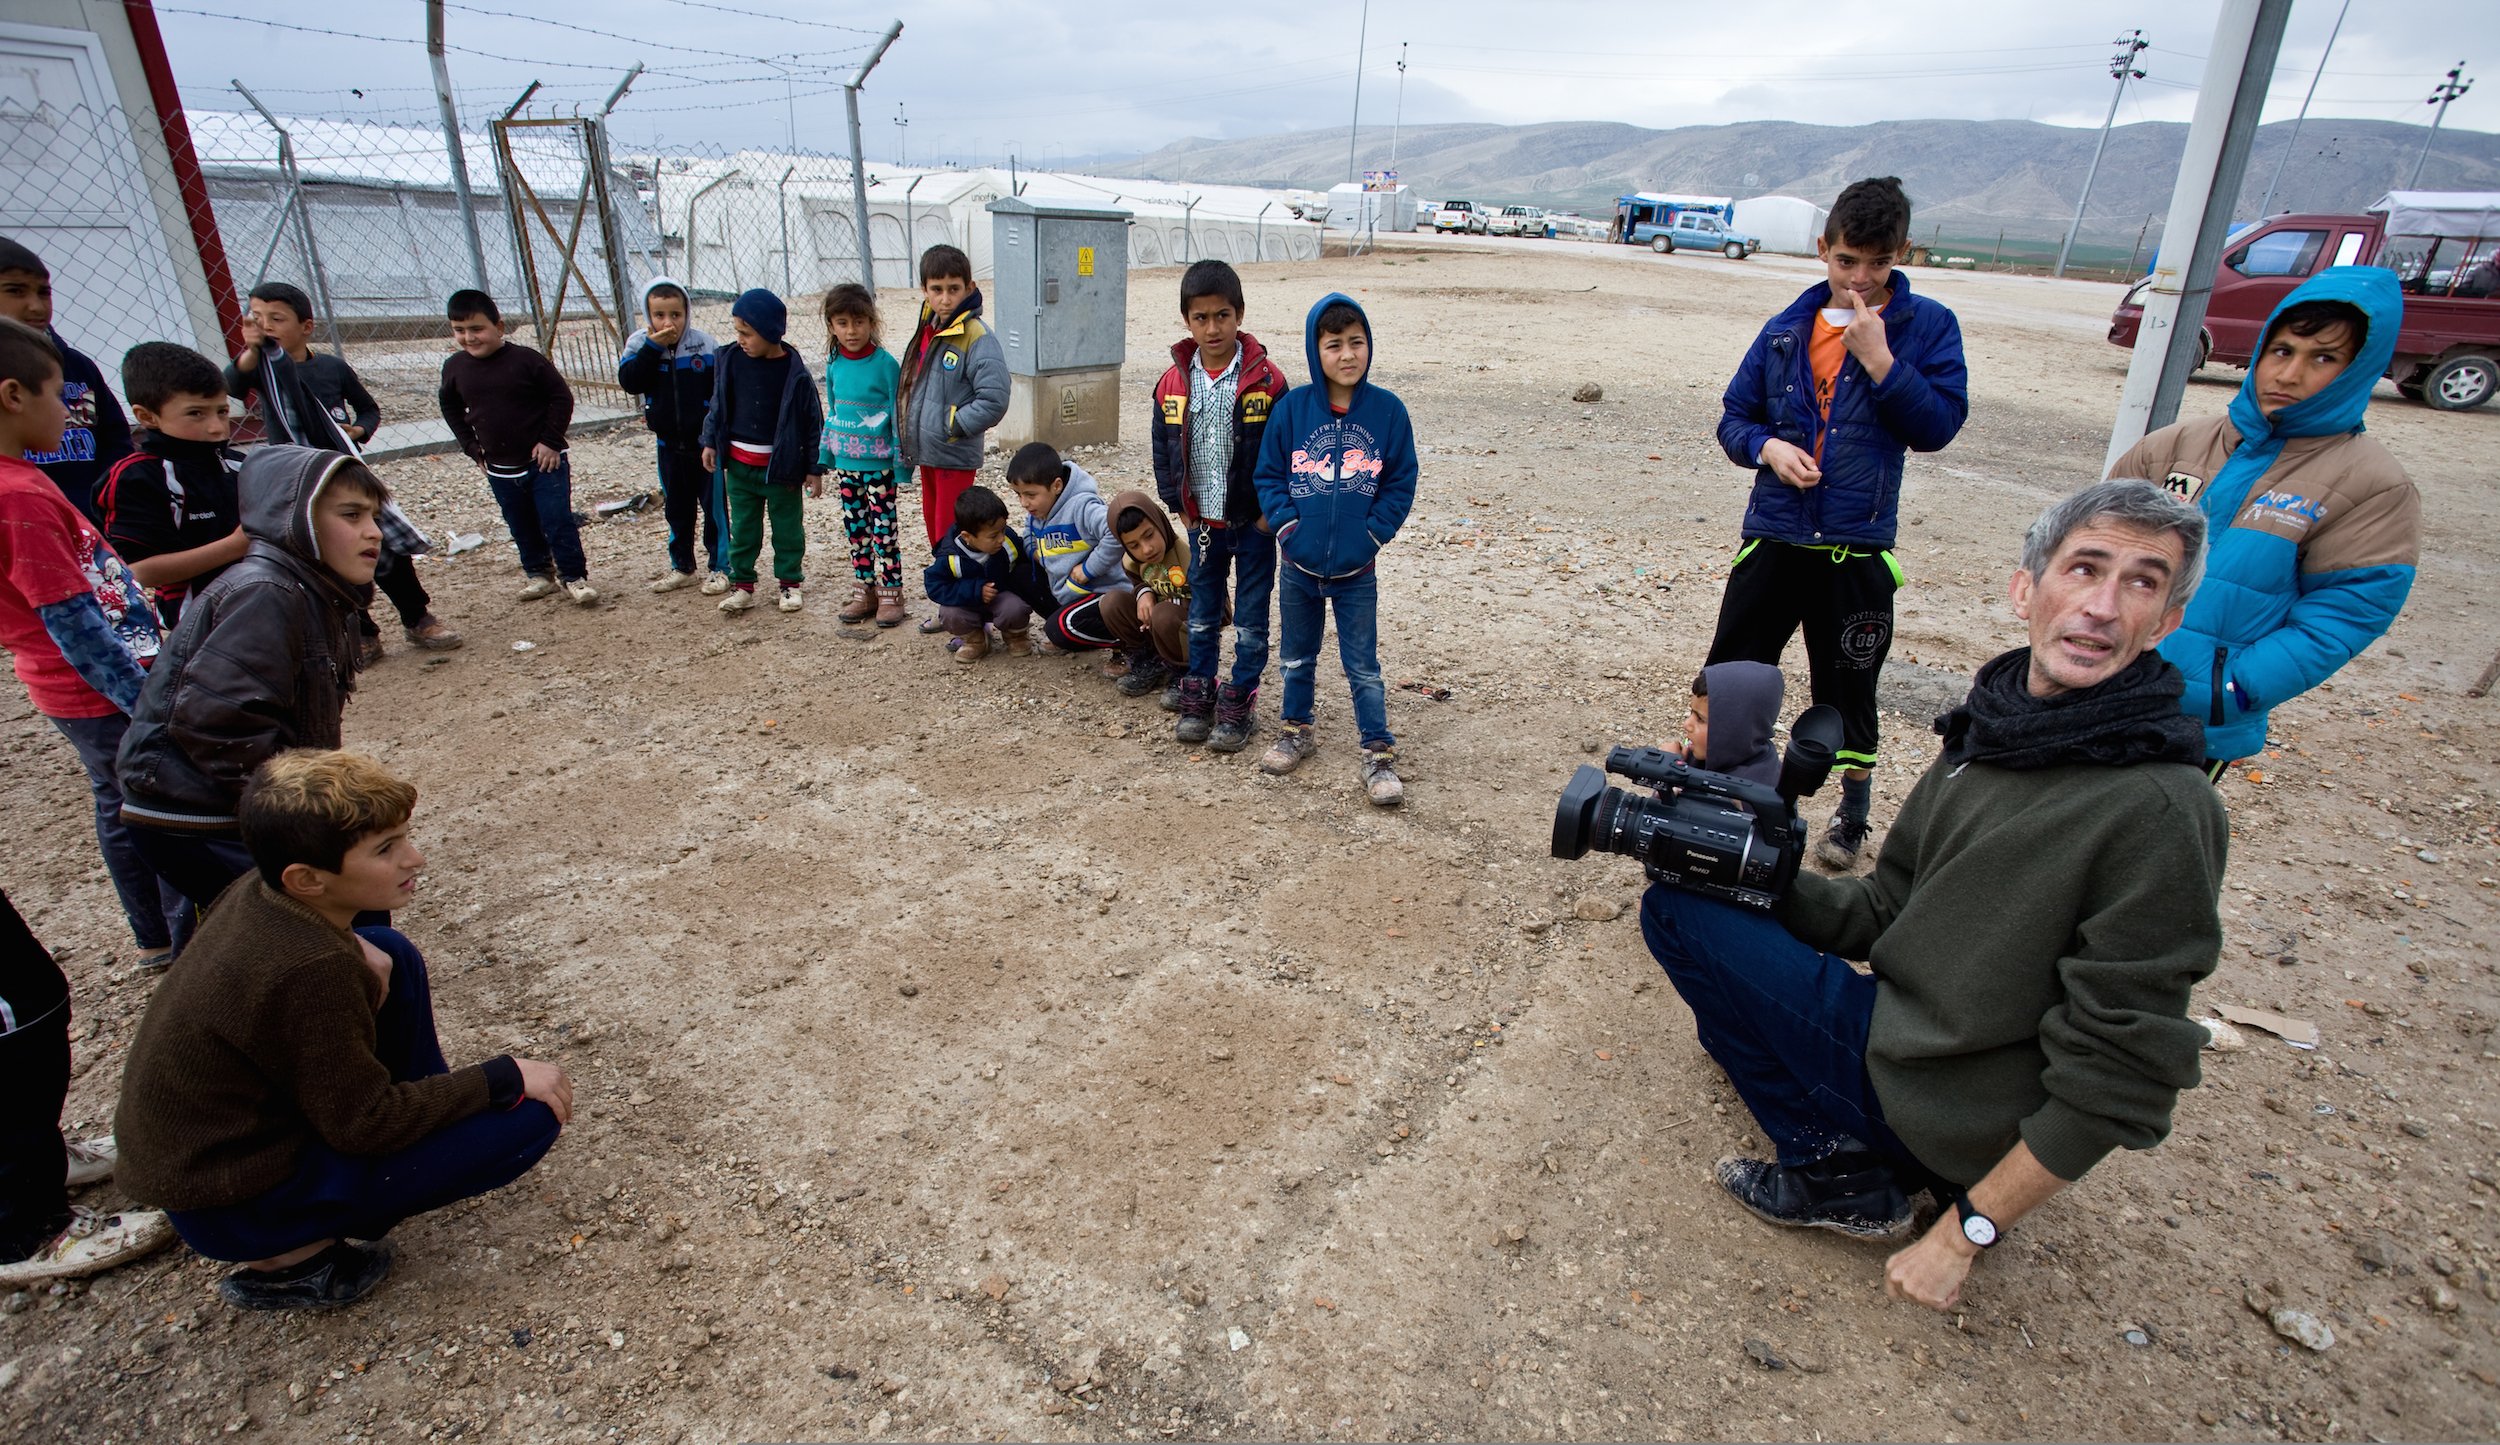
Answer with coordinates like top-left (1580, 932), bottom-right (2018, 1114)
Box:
top-left (1251, 294), bottom-right (1418, 807)
top-left (615, 277), bottom-right (721, 594)
top-left (922, 485), bottom-right (1047, 664)
top-left (699, 289), bottom-right (823, 615)
top-left (1708, 177), bottom-right (1967, 867)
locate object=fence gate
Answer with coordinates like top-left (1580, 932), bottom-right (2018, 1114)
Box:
top-left (488, 115), bottom-right (631, 398)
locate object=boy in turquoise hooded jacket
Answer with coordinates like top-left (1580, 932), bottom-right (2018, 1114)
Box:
top-left (2108, 266), bottom-right (2420, 768)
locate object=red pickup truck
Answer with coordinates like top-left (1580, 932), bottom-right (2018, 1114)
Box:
top-left (2107, 192), bottom-right (2500, 410)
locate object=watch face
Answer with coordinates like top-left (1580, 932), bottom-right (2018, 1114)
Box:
top-left (1961, 1212), bottom-right (1998, 1248)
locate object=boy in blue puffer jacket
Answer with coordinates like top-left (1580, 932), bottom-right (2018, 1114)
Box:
top-left (1251, 293), bottom-right (1418, 807)
top-left (2107, 266), bottom-right (2418, 775)
top-left (1708, 177), bottom-right (1967, 867)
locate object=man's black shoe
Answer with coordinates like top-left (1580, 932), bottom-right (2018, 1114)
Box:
top-left (218, 1240), bottom-right (393, 1311)
top-left (1714, 1153), bottom-right (1913, 1240)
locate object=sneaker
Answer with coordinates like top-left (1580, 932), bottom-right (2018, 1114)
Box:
top-left (1208, 681), bottom-right (1260, 754)
top-left (1360, 747), bottom-right (1405, 807)
top-left (917, 614), bottom-right (947, 634)
top-left (1712, 1153), bottom-right (1913, 1240)
top-left (355, 633), bottom-right (385, 670)
top-left (1114, 651), bottom-right (1171, 698)
top-left (64, 1137), bottom-right (116, 1189)
top-left (651, 569), bottom-right (697, 594)
top-left (1173, 676), bottom-right (1215, 744)
top-left (719, 588), bottom-right (756, 614)
top-left (403, 616), bottom-right (464, 651)
top-left (517, 576), bottom-right (558, 601)
top-left (777, 586), bottom-right (804, 613)
top-left (699, 572), bottom-right (733, 596)
top-left (1816, 811), bottom-right (1871, 870)
top-left (217, 1240), bottom-right (393, 1312)
top-left (1159, 682), bottom-right (1185, 713)
top-left (133, 947), bottom-right (172, 973)
top-left (1032, 633), bottom-right (1071, 657)
top-left (954, 634), bottom-right (991, 665)
top-left (565, 580), bottom-right (599, 606)
top-left (1258, 724), bottom-right (1317, 776)
top-left (0, 1206), bottom-right (175, 1286)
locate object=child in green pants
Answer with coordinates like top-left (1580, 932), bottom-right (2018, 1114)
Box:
top-left (699, 289), bottom-right (824, 613)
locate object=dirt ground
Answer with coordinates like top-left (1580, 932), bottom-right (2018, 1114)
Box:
top-left (4, 238), bottom-right (2497, 1444)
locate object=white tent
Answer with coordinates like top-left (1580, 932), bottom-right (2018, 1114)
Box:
top-left (1323, 183), bottom-right (1417, 235)
top-left (2367, 191), bottom-right (2500, 239)
top-left (1732, 195), bottom-right (1830, 256)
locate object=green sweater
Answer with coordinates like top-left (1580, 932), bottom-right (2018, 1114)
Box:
top-left (1774, 753), bottom-right (2228, 1185)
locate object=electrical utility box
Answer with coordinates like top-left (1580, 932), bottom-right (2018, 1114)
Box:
top-left (987, 197), bottom-right (1131, 450)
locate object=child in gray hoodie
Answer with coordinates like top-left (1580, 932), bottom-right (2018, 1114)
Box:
top-left (1670, 661), bottom-right (1784, 788)
top-left (1004, 443), bottom-right (1130, 661)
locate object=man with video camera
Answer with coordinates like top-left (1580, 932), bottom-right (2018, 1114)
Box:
top-left (1638, 480), bottom-right (2228, 1310)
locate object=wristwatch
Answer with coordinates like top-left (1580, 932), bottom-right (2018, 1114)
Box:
top-left (1950, 1189), bottom-right (2000, 1249)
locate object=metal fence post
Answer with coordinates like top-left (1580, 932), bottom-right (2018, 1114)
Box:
top-left (232, 81), bottom-right (343, 356)
top-left (777, 164), bottom-right (797, 294)
top-left (427, 0), bottom-right (493, 293)
top-left (844, 21), bottom-right (905, 289)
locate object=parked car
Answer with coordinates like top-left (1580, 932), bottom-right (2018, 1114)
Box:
top-left (1489, 205), bottom-right (1555, 238)
top-left (2106, 193), bottom-right (2500, 410)
top-left (1649, 211), bottom-right (1760, 258)
top-left (1434, 199), bottom-right (1487, 235)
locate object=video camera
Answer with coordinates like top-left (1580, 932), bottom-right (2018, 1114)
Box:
top-left (1550, 705), bottom-right (1846, 910)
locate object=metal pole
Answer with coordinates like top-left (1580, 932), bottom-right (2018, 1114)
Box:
top-left (1390, 42), bottom-right (1408, 172)
top-left (905, 172), bottom-right (925, 260)
top-left (843, 20), bottom-right (904, 292)
top-left (777, 164), bottom-right (796, 294)
top-left (594, 64), bottom-right (644, 311)
top-left (2055, 31), bottom-right (2147, 278)
top-left (894, 102), bottom-right (907, 167)
top-left (1183, 198), bottom-right (1198, 263)
top-left (1257, 200), bottom-right (1270, 264)
top-left (232, 81), bottom-right (344, 357)
top-left (2106, 0), bottom-right (2296, 470)
top-left (2408, 63), bottom-right (2473, 190)
top-left (2255, 0), bottom-right (2347, 219)
top-left (426, 0), bottom-right (492, 292)
top-left (1344, 0), bottom-right (1369, 183)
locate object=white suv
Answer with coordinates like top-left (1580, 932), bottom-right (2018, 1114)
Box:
top-left (1489, 205), bottom-right (1550, 238)
top-left (1434, 200), bottom-right (1487, 234)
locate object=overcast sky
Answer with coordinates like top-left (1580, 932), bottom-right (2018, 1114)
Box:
top-left (149, 0), bottom-right (2490, 163)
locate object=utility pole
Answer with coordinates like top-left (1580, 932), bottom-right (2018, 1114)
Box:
top-left (2255, 0), bottom-right (2347, 219)
top-left (894, 102), bottom-right (908, 167)
top-left (425, 0), bottom-right (491, 291)
top-left (843, 20), bottom-right (904, 289)
top-left (1389, 42), bottom-right (1408, 173)
top-left (2408, 62), bottom-right (2473, 189)
top-left (1344, 0), bottom-right (1369, 183)
top-left (2055, 29), bottom-right (2148, 279)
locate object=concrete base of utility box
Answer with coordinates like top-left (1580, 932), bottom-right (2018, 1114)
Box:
top-left (998, 367), bottom-right (1122, 451)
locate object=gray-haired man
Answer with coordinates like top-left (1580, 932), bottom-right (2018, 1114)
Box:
top-left (1639, 480), bottom-right (2228, 1311)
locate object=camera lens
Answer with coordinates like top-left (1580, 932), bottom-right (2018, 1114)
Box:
top-left (1552, 765), bottom-right (1609, 859)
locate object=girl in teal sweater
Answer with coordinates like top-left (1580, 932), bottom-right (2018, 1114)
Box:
top-left (816, 284), bottom-right (906, 626)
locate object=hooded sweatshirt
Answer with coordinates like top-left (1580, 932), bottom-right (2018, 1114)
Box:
top-left (615, 275), bottom-right (719, 448)
top-left (1024, 460), bottom-right (1128, 605)
top-left (1698, 660), bottom-right (1784, 788)
top-left (1252, 293), bottom-right (1419, 580)
top-left (27, 327), bottom-right (133, 525)
top-left (1111, 488), bottom-right (1193, 603)
top-left (2108, 266), bottom-right (2419, 761)
top-left (896, 288), bottom-right (1010, 472)
top-left (116, 447), bottom-right (372, 831)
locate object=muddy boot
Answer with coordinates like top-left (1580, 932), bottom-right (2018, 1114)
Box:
top-left (953, 632), bottom-right (992, 664)
top-left (1115, 651), bottom-right (1172, 698)
top-left (1173, 676), bottom-right (1215, 744)
top-left (837, 581), bottom-right (877, 623)
top-left (875, 587), bottom-right (907, 628)
top-left (999, 627), bottom-right (1034, 657)
top-left (1208, 681), bottom-right (1260, 754)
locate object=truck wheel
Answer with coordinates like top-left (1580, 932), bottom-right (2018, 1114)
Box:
top-left (1651, 236), bottom-right (1672, 253)
top-left (1724, 242), bottom-right (1744, 259)
top-left (2424, 354), bottom-right (2498, 411)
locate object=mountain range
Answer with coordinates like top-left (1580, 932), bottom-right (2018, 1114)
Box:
top-left (1099, 117), bottom-right (2500, 245)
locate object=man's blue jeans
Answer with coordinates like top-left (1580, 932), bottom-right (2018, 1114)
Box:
top-left (1638, 883), bottom-right (1917, 1171)
top-left (166, 928), bottom-right (561, 1262)
top-left (486, 456), bottom-right (587, 582)
top-left (1277, 565), bottom-right (1390, 748)
top-left (1186, 523), bottom-right (1276, 689)
top-left (46, 712), bottom-right (182, 951)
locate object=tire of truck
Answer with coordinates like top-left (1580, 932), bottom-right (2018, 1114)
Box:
top-left (2423, 354), bottom-right (2498, 411)
top-left (1652, 236), bottom-right (1672, 254)
top-left (1724, 242), bottom-right (1745, 259)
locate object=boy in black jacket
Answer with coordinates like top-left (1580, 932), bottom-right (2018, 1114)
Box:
top-left (922, 485), bottom-right (1044, 664)
top-left (437, 290), bottom-right (593, 605)
top-left (0, 238), bottom-right (132, 524)
top-left (95, 343), bottom-right (246, 629)
top-left (698, 289), bottom-right (823, 615)
top-left (615, 277), bottom-right (722, 594)
top-left (1151, 260), bottom-right (1292, 752)
top-left (116, 446), bottom-right (385, 949)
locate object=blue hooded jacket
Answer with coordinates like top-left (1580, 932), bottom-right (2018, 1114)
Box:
top-left (1252, 293), bottom-right (1419, 580)
top-left (1716, 270), bottom-right (1968, 549)
top-left (2122, 266), bottom-right (2418, 762)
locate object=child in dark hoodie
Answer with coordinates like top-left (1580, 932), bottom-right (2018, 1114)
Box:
top-left (1669, 661), bottom-right (1785, 789)
top-left (1252, 294), bottom-right (1419, 806)
top-left (699, 289), bottom-right (825, 615)
top-left (616, 277), bottom-right (722, 594)
top-left (0, 238), bottom-right (132, 525)
top-left (1101, 489), bottom-right (1194, 699)
top-left (116, 446), bottom-right (386, 950)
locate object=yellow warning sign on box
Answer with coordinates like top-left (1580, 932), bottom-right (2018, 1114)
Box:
top-left (1077, 246), bottom-right (1095, 277)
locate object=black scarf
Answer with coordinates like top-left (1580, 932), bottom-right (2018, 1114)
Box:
top-left (1936, 648), bottom-right (2207, 770)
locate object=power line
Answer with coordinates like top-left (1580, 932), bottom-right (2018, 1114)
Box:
top-left (435, 1), bottom-right (859, 68)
